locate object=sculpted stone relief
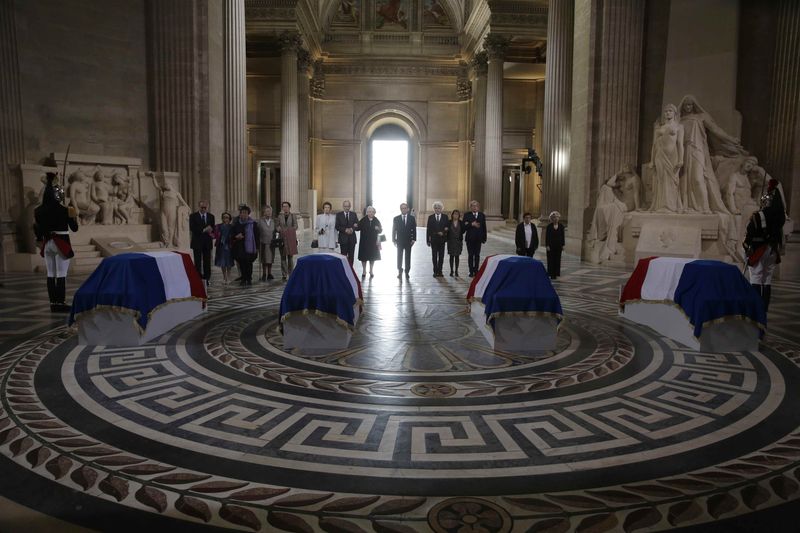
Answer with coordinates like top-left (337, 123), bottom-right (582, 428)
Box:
top-left (65, 165), bottom-right (143, 226)
top-left (590, 94), bottom-right (774, 264)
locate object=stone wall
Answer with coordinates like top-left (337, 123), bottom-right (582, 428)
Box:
top-left (13, 0), bottom-right (150, 166)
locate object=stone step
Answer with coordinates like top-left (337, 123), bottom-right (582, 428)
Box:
top-left (74, 256), bottom-right (103, 267)
top-left (73, 243), bottom-right (98, 253)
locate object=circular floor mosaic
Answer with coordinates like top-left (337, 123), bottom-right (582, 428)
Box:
top-left (2, 257), bottom-right (800, 532)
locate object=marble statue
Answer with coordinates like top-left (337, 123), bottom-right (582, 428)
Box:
top-left (112, 171), bottom-right (137, 224)
top-left (91, 167), bottom-right (115, 225)
top-left (617, 164), bottom-right (643, 212)
top-left (149, 171), bottom-right (189, 248)
top-left (678, 95), bottom-right (744, 215)
top-left (716, 155), bottom-right (762, 216)
top-left (587, 169), bottom-right (629, 262)
top-left (647, 104), bottom-right (684, 213)
top-left (66, 169), bottom-right (99, 225)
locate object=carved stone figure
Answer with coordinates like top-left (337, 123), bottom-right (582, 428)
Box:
top-left (679, 95), bottom-right (744, 214)
top-left (112, 171), bottom-right (137, 224)
top-left (648, 104), bottom-right (684, 213)
top-left (149, 171), bottom-right (189, 248)
top-left (66, 169), bottom-right (99, 225)
top-left (717, 156), bottom-right (761, 216)
top-left (617, 164), bottom-right (643, 212)
top-left (587, 171), bottom-right (629, 262)
top-left (91, 167), bottom-right (115, 225)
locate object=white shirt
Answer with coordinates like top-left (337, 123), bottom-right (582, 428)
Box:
top-left (524, 223), bottom-right (532, 247)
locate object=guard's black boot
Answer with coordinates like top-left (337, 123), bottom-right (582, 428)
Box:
top-left (47, 277), bottom-right (57, 312)
top-left (54, 277), bottom-right (70, 313)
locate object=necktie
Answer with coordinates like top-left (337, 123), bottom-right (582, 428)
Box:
top-left (436, 214), bottom-right (440, 222)
top-left (202, 214), bottom-right (206, 224)
top-left (403, 215), bottom-right (406, 225)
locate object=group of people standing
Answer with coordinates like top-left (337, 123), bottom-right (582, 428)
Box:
top-left (190, 201), bottom-right (299, 287)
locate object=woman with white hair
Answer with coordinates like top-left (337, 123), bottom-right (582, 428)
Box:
top-left (544, 211), bottom-right (565, 279)
top-left (357, 206), bottom-right (382, 279)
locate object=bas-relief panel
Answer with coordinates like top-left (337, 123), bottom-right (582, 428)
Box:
top-left (332, 0), bottom-right (362, 27)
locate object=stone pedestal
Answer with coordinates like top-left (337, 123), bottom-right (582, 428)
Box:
top-left (622, 212), bottom-right (730, 266)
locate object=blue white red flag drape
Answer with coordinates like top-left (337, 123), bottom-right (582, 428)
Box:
top-left (69, 251), bottom-right (206, 330)
top-left (620, 257), bottom-right (766, 337)
top-left (467, 254), bottom-right (563, 330)
top-left (279, 253), bottom-right (363, 329)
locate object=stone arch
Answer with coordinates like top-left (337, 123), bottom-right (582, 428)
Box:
top-left (353, 102), bottom-right (429, 214)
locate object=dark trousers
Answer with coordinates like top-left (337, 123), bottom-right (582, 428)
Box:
top-left (467, 240), bottom-right (482, 274)
top-left (341, 239), bottom-right (356, 265)
top-left (397, 244), bottom-right (412, 273)
top-left (431, 243), bottom-right (445, 274)
top-left (193, 246), bottom-right (212, 280)
top-left (547, 249), bottom-right (562, 278)
top-left (237, 257), bottom-right (255, 282)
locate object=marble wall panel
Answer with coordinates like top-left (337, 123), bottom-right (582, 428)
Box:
top-left (427, 103), bottom-right (460, 141)
top-left (13, 0), bottom-right (149, 165)
top-left (424, 145), bottom-right (460, 207)
top-left (321, 101), bottom-right (356, 140)
top-left (246, 76), bottom-right (281, 126)
top-left (321, 143), bottom-right (356, 199)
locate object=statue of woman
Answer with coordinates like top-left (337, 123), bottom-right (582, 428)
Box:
top-left (647, 104), bottom-right (684, 213)
top-left (149, 172), bottom-right (189, 248)
top-left (678, 95), bottom-right (743, 214)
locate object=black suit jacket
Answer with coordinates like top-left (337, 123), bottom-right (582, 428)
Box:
top-left (426, 213), bottom-right (449, 246)
top-left (515, 222), bottom-right (539, 255)
top-left (462, 211), bottom-right (487, 243)
top-left (335, 210), bottom-right (359, 247)
top-left (545, 223), bottom-right (565, 251)
top-left (190, 211), bottom-right (215, 250)
top-left (392, 214), bottom-right (417, 246)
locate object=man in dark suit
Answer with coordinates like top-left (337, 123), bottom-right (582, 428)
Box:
top-left (462, 200), bottom-right (487, 277)
top-left (515, 212), bottom-right (539, 257)
top-left (392, 202), bottom-right (416, 280)
top-left (189, 200), bottom-right (215, 286)
top-left (426, 201), bottom-right (449, 277)
top-left (335, 200), bottom-right (359, 265)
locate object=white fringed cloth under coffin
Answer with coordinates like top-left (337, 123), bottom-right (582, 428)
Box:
top-left (619, 257), bottom-right (765, 351)
top-left (68, 251), bottom-right (207, 346)
top-left (279, 253), bottom-right (363, 352)
top-left (467, 254), bottom-right (563, 351)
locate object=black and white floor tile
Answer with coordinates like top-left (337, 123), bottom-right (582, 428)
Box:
top-left (1, 236), bottom-right (799, 532)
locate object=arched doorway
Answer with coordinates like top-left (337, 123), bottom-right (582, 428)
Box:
top-left (368, 124), bottom-right (410, 221)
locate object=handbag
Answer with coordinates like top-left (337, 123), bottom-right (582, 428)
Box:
top-left (310, 239), bottom-right (319, 248)
top-left (270, 230), bottom-right (284, 249)
top-left (379, 234), bottom-right (387, 242)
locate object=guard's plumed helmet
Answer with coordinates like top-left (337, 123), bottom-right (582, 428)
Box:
top-left (43, 172), bottom-right (65, 204)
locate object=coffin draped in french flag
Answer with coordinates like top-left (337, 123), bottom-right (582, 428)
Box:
top-left (620, 257), bottom-right (765, 351)
top-left (69, 251), bottom-right (207, 346)
top-left (280, 253), bottom-right (363, 351)
top-left (467, 254), bottom-right (563, 351)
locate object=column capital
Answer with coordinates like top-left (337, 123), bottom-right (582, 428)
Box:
top-left (297, 48), bottom-right (312, 75)
top-left (483, 33), bottom-right (511, 61)
top-left (278, 31), bottom-right (303, 54)
top-left (470, 50), bottom-right (488, 77)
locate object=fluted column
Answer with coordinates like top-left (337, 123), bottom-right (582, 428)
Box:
top-left (484, 35), bottom-right (510, 221)
top-left (279, 32), bottom-right (302, 211)
top-left (297, 48), bottom-right (312, 219)
top-left (0, 0), bottom-right (24, 222)
top-left (470, 52), bottom-right (488, 207)
top-left (148, 0), bottom-right (208, 205)
top-left (541, 0), bottom-right (574, 222)
top-left (223, 0), bottom-right (248, 208)
top-left (765, 0), bottom-right (800, 222)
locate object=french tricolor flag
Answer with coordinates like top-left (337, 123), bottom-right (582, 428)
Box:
top-left (620, 257), bottom-right (766, 337)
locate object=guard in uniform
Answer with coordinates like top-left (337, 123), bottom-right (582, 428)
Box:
top-left (743, 178), bottom-right (785, 313)
top-left (34, 172), bottom-right (79, 312)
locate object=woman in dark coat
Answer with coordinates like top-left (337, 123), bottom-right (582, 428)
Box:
top-left (544, 211), bottom-right (565, 279)
top-left (231, 205), bottom-right (260, 286)
top-left (446, 209), bottom-right (464, 277)
top-left (357, 206), bottom-right (382, 278)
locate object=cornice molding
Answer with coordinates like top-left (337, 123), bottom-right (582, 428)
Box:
top-left (324, 62), bottom-right (463, 77)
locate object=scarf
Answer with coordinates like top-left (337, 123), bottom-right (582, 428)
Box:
top-left (241, 218), bottom-right (256, 254)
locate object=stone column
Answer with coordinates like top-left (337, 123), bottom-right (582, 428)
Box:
top-left (470, 52), bottom-right (488, 207)
top-left (568, 0), bottom-right (645, 256)
top-left (483, 35), bottom-right (510, 222)
top-left (541, 0), bottom-right (574, 222)
top-left (223, 0), bottom-right (248, 208)
top-left (0, 0), bottom-right (24, 223)
top-left (149, 0), bottom-right (209, 205)
top-left (297, 48), bottom-right (312, 220)
top-left (279, 32), bottom-right (302, 211)
top-left (765, 0), bottom-right (800, 222)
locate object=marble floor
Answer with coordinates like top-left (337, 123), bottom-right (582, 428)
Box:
top-left (1, 233), bottom-right (799, 532)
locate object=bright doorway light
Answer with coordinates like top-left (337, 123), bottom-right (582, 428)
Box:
top-left (371, 140), bottom-right (408, 222)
